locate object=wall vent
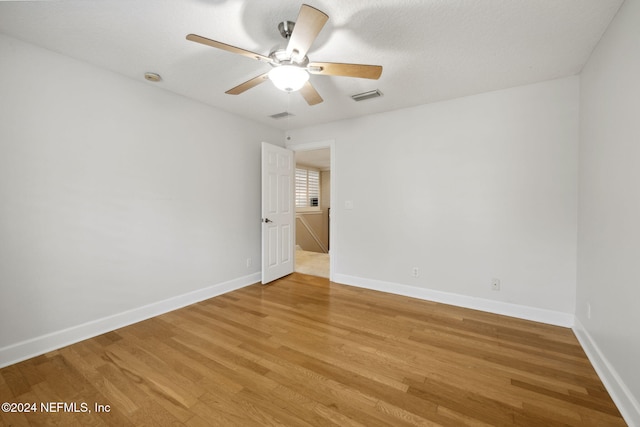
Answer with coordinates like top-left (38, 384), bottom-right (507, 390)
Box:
top-left (351, 89), bottom-right (382, 102)
top-left (270, 111), bottom-right (295, 119)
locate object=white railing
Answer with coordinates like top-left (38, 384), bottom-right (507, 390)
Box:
top-left (296, 214), bottom-right (328, 253)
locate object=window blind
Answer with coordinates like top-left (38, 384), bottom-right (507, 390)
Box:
top-left (296, 168), bottom-right (320, 208)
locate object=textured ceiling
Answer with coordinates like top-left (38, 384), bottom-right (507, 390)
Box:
top-left (0, 0), bottom-right (623, 130)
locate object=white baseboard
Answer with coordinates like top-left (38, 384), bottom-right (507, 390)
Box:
top-left (573, 318), bottom-right (640, 427)
top-left (333, 273), bottom-right (574, 327)
top-left (0, 272), bottom-right (260, 369)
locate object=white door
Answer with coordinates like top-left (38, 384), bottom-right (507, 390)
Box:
top-left (261, 142), bottom-right (295, 284)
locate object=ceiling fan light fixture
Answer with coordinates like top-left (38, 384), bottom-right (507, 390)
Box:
top-left (268, 65), bottom-right (309, 92)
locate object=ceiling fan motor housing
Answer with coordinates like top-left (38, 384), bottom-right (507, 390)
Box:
top-left (269, 48), bottom-right (309, 67)
top-left (271, 20), bottom-right (309, 66)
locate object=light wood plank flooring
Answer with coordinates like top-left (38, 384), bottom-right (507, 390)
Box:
top-left (0, 273), bottom-right (626, 426)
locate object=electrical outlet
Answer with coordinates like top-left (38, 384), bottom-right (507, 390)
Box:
top-left (246, 258), bottom-right (252, 268)
top-left (412, 267), bottom-right (419, 278)
top-left (587, 302), bottom-right (591, 319)
top-left (491, 278), bottom-right (501, 291)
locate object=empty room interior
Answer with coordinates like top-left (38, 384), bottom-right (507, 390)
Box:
top-left (0, 1), bottom-right (639, 426)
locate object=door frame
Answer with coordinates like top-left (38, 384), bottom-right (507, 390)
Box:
top-left (288, 139), bottom-right (336, 282)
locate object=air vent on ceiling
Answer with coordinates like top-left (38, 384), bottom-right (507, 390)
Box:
top-left (269, 111), bottom-right (295, 119)
top-left (351, 89), bottom-right (382, 102)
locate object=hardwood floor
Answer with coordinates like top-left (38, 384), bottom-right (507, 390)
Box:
top-left (0, 273), bottom-right (626, 426)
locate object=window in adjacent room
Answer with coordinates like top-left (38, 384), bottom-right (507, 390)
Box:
top-left (295, 167), bottom-right (320, 210)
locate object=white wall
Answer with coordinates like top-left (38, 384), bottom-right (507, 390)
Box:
top-left (576, 0), bottom-right (640, 423)
top-left (288, 77), bottom-right (579, 322)
top-left (0, 34), bottom-right (282, 363)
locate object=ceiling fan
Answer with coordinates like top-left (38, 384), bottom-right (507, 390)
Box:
top-left (186, 4), bottom-right (382, 106)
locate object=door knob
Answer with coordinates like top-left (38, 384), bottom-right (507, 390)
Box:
top-left (263, 218), bottom-right (273, 223)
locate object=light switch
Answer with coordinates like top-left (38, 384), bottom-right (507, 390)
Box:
top-left (345, 200), bottom-right (354, 210)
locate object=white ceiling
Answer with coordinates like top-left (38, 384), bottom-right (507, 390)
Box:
top-left (0, 0), bottom-right (623, 130)
top-left (296, 148), bottom-right (330, 171)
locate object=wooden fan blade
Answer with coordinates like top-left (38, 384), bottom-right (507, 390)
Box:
top-left (186, 34), bottom-right (272, 63)
top-left (299, 81), bottom-right (323, 106)
top-left (308, 62), bottom-right (383, 80)
top-left (286, 5), bottom-right (328, 60)
top-left (226, 73), bottom-right (270, 95)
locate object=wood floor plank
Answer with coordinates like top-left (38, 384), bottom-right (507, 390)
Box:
top-left (1, 364), bottom-right (31, 398)
top-left (0, 273), bottom-right (627, 426)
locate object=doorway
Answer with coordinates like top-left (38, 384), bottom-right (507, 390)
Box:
top-left (290, 140), bottom-right (335, 281)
